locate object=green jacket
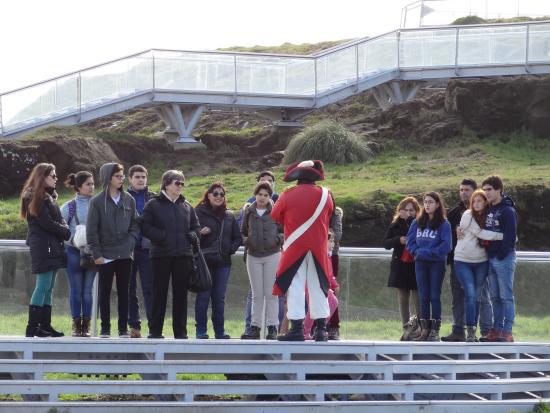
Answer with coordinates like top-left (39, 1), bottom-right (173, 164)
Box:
top-left (86, 163), bottom-right (139, 260)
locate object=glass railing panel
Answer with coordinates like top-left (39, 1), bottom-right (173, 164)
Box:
top-left (358, 32), bottom-right (398, 78)
top-left (154, 51), bottom-right (235, 92)
top-left (528, 23), bottom-right (550, 63)
top-left (458, 25), bottom-right (527, 66)
top-left (235, 56), bottom-right (314, 95)
top-left (80, 55), bottom-right (153, 110)
top-left (0, 75), bottom-right (78, 133)
top-left (400, 28), bottom-right (456, 68)
top-left (315, 46), bottom-right (356, 95)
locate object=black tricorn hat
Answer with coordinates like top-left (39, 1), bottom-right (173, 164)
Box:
top-left (283, 160), bottom-right (325, 182)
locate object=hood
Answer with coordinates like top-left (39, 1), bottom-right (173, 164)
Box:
top-left (99, 163), bottom-right (122, 194)
top-left (495, 195), bottom-right (516, 209)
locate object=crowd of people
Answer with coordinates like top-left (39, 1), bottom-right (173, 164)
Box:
top-left (19, 160), bottom-right (517, 343)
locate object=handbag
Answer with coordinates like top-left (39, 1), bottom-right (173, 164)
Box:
top-left (189, 246), bottom-right (212, 293)
top-left (71, 202), bottom-right (96, 271)
top-left (400, 247), bottom-right (414, 263)
top-left (80, 252), bottom-right (96, 270)
top-left (201, 216), bottom-right (225, 263)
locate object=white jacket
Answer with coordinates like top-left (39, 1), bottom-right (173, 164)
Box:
top-left (454, 210), bottom-right (504, 263)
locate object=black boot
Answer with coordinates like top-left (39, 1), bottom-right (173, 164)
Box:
top-left (414, 319), bottom-right (430, 341)
top-left (266, 325), bottom-right (278, 340)
top-left (41, 305), bottom-right (64, 337)
top-left (81, 317), bottom-right (91, 338)
top-left (241, 325), bottom-right (261, 340)
top-left (25, 305), bottom-right (50, 338)
top-left (277, 319), bottom-right (305, 341)
top-left (314, 319), bottom-right (328, 342)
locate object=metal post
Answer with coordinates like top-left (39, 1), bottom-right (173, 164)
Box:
top-left (91, 272), bottom-right (99, 337)
top-left (525, 24), bottom-right (531, 73)
top-left (355, 45), bottom-right (359, 92)
top-left (233, 55), bottom-right (238, 103)
top-left (77, 73), bottom-right (82, 119)
top-left (152, 52), bottom-right (156, 91)
top-left (314, 59), bottom-right (318, 107)
top-left (454, 27), bottom-right (460, 76)
top-left (396, 31), bottom-right (401, 73)
top-left (345, 257), bottom-right (351, 339)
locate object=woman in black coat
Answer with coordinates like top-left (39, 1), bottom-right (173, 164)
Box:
top-left (20, 163), bottom-right (71, 338)
top-left (141, 170), bottom-right (200, 339)
top-left (383, 196), bottom-right (420, 338)
top-left (194, 182), bottom-right (242, 339)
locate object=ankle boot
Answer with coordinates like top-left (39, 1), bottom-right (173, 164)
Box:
top-left (277, 319), bottom-right (305, 341)
top-left (81, 317), bottom-right (91, 338)
top-left (414, 319), bottom-right (430, 341)
top-left (72, 317), bottom-right (82, 337)
top-left (266, 325), bottom-right (278, 340)
top-left (241, 325), bottom-right (261, 340)
top-left (426, 319), bottom-right (441, 342)
top-left (41, 305), bottom-right (64, 337)
top-left (466, 326), bottom-right (477, 342)
top-left (25, 305), bottom-right (50, 337)
top-left (314, 319), bottom-right (328, 342)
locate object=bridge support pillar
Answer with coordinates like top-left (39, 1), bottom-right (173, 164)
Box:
top-left (156, 104), bottom-right (205, 145)
top-left (372, 81), bottom-right (422, 110)
top-left (256, 108), bottom-right (313, 127)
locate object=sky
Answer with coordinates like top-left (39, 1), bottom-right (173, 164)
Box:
top-left (0, 0), bottom-right (413, 93)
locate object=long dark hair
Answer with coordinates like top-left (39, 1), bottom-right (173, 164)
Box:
top-left (470, 189), bottom-right (490, 228)
top-left (197, 182), bottom-right (227, 211)
top-left (417, 191), bottom-right (446, 230)
top-left (20, 163), bottom-right (55, 219)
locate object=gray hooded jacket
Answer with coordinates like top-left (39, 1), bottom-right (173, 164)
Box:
top-left (86, 163), bottom-right (139, 260)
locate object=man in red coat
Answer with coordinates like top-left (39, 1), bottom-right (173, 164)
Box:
top-left (272, 160), bottom-right (334, 341)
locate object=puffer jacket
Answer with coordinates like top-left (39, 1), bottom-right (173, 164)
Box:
top-left (195, 204), bottom-right (242, 266)
top-left (86, 163), bottom-right (139, 260)
top-left (241, 201), bottom-right (283, 257)
top-left (24, 188), bottom-right (71, 274)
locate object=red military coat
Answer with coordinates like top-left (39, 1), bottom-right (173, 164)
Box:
top-left (271, 183), bottom-right (334, 296)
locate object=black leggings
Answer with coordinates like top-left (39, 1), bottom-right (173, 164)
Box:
top-left (98, 259), bottom-right (132, 333)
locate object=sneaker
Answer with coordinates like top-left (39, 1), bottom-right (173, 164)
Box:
top-left (130, 328), bottom-right (141, 339)
top-left (497, 331), bottom-right (514, 342)
top-left (215, 334), bottom-right (230, 339)
top-left (99, 330), bottom-right (110, 338)
top-left (196, 333), bottom-right (209, 339)
top-left (147, 334), bottom-right (165, 339)
top-left (119, 331), bottom-right (130, 338)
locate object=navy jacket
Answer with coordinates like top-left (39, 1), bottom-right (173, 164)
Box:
top-left (406, 218), bottom-right (452, 262)
top-left (485, 196), bottom-right (517, 260)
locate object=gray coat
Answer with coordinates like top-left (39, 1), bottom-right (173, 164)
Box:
top-left (241, 201), bottom-right (283, 258)
top-left (86, 163), bottom-right (139, 260)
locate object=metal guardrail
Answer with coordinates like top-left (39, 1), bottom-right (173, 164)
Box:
top-left (1, 20), bottom-right (550, 137)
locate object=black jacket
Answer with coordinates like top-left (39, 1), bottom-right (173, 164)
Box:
top-left (383, 217), bottom-right (416, 289)
top-left (196, 205), bottom-right (242, 266)
top-left (24, 189), bottom-right (71, 274)
top-left (447, 201), bottom-right (467, 264)
top-left (141, 192), bottom-right (200, 258)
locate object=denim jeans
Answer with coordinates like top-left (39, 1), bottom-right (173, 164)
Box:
top-left (453, 260), bottom-right (489, 327)
top-left (478, 279), bottom-right (493, 336)
top-left (128, 247), bottom-right (153, 330)
top-left (488, 251), bottom-right (516, 333)
top-left (195, 264), bottom-right (231, 337)
top-left (415, 260), bottom-right (446, 320)
top-left (66, 246), bottom-right (97, 318)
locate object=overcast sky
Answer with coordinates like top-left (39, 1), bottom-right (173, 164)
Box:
top-left (0, 0), bottom-right (414, 93)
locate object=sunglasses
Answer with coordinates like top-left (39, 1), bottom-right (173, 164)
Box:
top-left (48, 174), bottom-right (58, 179)
top-left (211, 191), bottom-right (225, 198)
top-left (173, 181), bottom-right (185, 187)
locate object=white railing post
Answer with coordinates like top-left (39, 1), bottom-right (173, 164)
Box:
top-left (314, 58), bottom-right (318, 107)
top-left (355, 45), bottom-right (360, 92)
top-left (525, 24), bottom-right (531, 74)
top-left (233, 55), bottom-right (238, 103)
top-left (454, 27), bottom-right (460, 76)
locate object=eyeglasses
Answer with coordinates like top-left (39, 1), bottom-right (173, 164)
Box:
top-left (113, 174), bottom-right (125, 180)
top-left (48, 173), bottom-right (58, 179)
top-left (173, 181), bottom-right (185, 187)
top-left (211, 191), bottom-right (225, 198)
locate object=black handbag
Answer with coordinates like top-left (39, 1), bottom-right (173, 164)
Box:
top-left (189, 246), bottom-right (212, 293)
top-left (80, 253), bottom-right (96, 271)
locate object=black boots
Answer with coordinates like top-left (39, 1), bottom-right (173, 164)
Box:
top-left (426, 319), bottom-right (441, 342)
top-left (277, 319), bottom-right (305, 341)
top-left (25, 305), bottom-right (50, 338)
top-left (266, 325), bottom-right (278, 340)
top-left (313, 319), bottom-right (328, 342)
top-left (72, 317), bottom-right (82, 337)
top-left (441, 327), bottom-right (466, 342)
top-left (41, 305), bottom-right (64, 337)
top-left (241, 325), bottom-right (261, 340)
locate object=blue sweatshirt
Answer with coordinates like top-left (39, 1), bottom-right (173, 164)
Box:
top-left (485, 195), bottom-right (517, 260)
top-left (60, 193), bottom-right (92, 247)
top-left (406, 218), bottom-right (452, 262)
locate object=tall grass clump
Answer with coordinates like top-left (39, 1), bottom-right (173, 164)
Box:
top-left (284, 120), bottom-right (373, 165)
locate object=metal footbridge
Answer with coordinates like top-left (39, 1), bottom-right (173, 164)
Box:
top-left (1, 20), bottom-right (550, 142)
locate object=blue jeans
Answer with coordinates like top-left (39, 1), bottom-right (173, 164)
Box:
top-left (488, 252), bottom-right (516, 333)
top-left (415, 260), bottom-right (446, 320)
top-left (454, 260), bottom-right (489, 327)
top-left (128, 248), bottom-right (153, 330)
top-left (195, 264), bottom-right (231, 337)
top-left (66, 246), bottom-right (96, 318)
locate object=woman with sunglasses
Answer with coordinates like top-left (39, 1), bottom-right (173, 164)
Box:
top-left (383, 196), bottom-right (421, 341)
top-left (141, 170), bottom-right (200, 339)
top-left (194, 182), bottom-right (242, 339)
top-left (406, 192), bottom-right (452, 341)
top-left (20, 163), bottom-right (71, 337)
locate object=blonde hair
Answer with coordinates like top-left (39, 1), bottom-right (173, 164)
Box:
top-left (392, 196), bottom-right (420, 223)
